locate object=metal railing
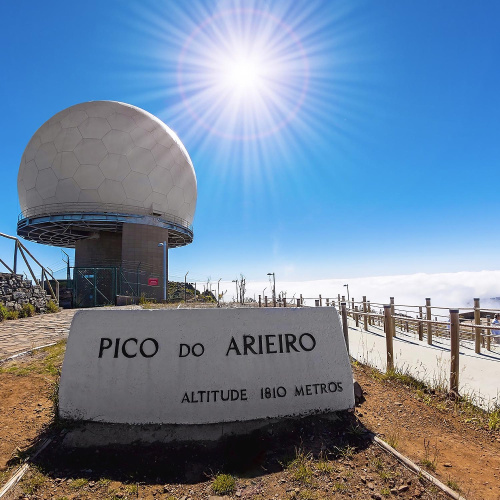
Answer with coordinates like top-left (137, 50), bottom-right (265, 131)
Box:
top-left (19, 202), bottom-right (193, 232)
top-left (0, 232), bottom-right (59, 303)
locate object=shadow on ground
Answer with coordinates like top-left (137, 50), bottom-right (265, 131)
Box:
top-left (12, 411), bottom-right (372, 486)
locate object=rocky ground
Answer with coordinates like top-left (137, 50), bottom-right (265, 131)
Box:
top-left (0, 343), bottom-right (498, 499)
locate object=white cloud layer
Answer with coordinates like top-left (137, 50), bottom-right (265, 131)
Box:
top-left (244, 270), bottom-right (500, 311)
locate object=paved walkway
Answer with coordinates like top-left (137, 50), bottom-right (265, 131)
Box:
top-left (0, 309), bottom-right (76, 360)
top-left (0, 307), bottom-right (139, 360)
top-left (347, 317), bottom-right (500, 410)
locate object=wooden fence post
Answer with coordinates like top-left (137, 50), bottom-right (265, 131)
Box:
top-left (474, 298), bottom-right (481, 354)
top-left (390, 297), bottom-right (396, 338)
top-left (384, 305), bottom-right (394, 372)
top-left (337, 294), bottom-right (341, 309)
top-left (355, 306), bottom-right (359, 327)
top-left (296, 298), bottom-right (300, 307)
top-left (426, 298), bottom-right (432, 345)
top-left (351, 297), bottom-right (355, 312)
top-left (341, 302), bottom-right (349, 354)
top-left (315, 299), bottom-right (319, 307)
top-left (363, 296), bottom-right (368, 331)
top-left (450, 309), bottom-right (460, 396)
top-left (368, 301), bottom-right (371, 326)
top-left (265, 296), bottom-right (268, 307)
top-left (418, 306), bottom-right (423, 341)
top-left (486, 315), bottom-right (491, 351)
top-left (300, 294), bottom-right (303, 305)
top-left (326, 298), bottom-right (330, 307)
top-left (258, 295), bottom-right (261, 307)
top-left (319, 294), bottom-right (322, 307)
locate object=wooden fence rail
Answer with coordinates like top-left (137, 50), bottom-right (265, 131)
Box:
top-left (293, 294), bottom-right (500, 398)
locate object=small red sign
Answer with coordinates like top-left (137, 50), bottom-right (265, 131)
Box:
top-left (148, 278), bottom-right (159, 286)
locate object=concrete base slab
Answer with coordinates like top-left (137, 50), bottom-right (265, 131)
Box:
top-left (61, 412), bottom-right (341, 448)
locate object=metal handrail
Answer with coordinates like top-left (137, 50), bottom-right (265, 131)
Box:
top-left (0, 232), bottom-right (59, 303)
top-left (19, 203), bottom-right (193, 232)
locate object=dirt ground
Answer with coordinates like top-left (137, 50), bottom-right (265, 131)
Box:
top-left (352, 364), bottom-right (500, 500)
top-left (0, 344), bottom-right (498, 499)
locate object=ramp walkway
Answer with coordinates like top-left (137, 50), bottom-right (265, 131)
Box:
top-left (0, 307), bottom-right (139, 361)
top-left (347, 317), bottom-right (500, 410)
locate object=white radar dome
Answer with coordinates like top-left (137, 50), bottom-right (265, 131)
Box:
top-left (17, 101), bottom-right (197, 225)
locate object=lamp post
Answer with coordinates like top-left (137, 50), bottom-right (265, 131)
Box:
top-left (184, 271), bottom-right (189, 302)
top-left (158, 242), bottom-right (167, 302)
top-left (343, 283), bottom-right (350, 303)
top-left (267, 272), bottom-right (276, 307)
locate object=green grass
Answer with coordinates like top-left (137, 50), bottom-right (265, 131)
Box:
top-left (211, 473), bottom-right (236, 495)
top-left (332, 481), bottom-right (347, 492)
top-left (0, 340), bottom-right (66, 377)
top-left (446, 478), bottom-right (461, 492)
top-left (316, 458), bottom-right (334, 475)
top-left (69, 478), bottom-right (88, 490)
top-left (286, 449), bottom-right (314, 484)
top-left (385, 430), bottom-right (399, 449)
top-left (333, 444), bottom-right (355, 459)
top-left (488, 409), bottom-right (500, 430)
top-left (21, 468), bottom-right (47, 495)
top-left (125, 482), bottom-right (138, 495)
top-left (298, 490), bottom-right (317, 499)
top-left (46, 300), bottom-right (59, 313)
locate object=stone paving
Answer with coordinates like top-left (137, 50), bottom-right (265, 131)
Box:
top-left (0, 309), bottom-right (77, 360)
top-left (0, 306), bottom-right (144, 360)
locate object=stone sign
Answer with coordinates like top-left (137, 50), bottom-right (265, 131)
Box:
top-left (59, 308), bottom-right (354, 425)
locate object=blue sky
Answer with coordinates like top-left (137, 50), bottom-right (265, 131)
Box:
top-left (1, 0), bottom-right (499, 289)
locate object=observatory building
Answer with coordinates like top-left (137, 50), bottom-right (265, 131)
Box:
top-left (17, 101), bottom-right (197, 306)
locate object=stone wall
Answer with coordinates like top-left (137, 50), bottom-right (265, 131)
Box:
top-left (0, 273), bottom-right (50, 313)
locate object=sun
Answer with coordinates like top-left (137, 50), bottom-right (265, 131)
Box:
top-left (225, 57), bottom-right (262, 92)
top-left (177, 7), bottom-right (309, 140)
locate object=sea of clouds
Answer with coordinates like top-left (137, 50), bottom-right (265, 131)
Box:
top-left (244, 270), bottom-right (500, 310)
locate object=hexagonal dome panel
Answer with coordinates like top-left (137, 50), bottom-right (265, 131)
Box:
top-left (55, 178), bottom-right (80, 203)
top-left (54, 127), bottom-right (82, 152)
top-left (23, 160), bottom-right (38, 190)
top-left (36, 169), bottom-right (58, 199)
top-left (78, 117), bottom-right (111, 139)
top-left (74, 139), bottom-right (108, 165)
top-left (102, 129), bottom-right (133, 155)
top-left (52, 152), bottom-right (80, 179)
top-left (98, 179), bottom-right (126, 204)
top-left (99, 154), bottom-right (131, 181)
top-left (108, 112), bottom-right (136, 132)
top-left (122, 171), bottom-right (152, 201)
top-left (74, 165), bottom-right (105, 190)
top-left (127, 147), bottom-right (155, 175)
top-left (17, 100), bottom-right (197, 237)
top-left (35, 142), bottom-right (57, 170)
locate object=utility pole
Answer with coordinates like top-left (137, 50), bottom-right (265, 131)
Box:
top-left (62, 250), bottom-right (71, 281)
top-left (239, 275), bottom-right (246, 304)
top-left (343, 283), bottom-right (350, 303)
top-left (232, 279), bottom-right (238, 303)
top-left (184, 271), bottom-right (189, 302)
top-left (157, 242), bottom-right (167, 302)
top-left (267, 272), bottom-right (276, 307)
top-left (217, 278), bottom-right (221, 307)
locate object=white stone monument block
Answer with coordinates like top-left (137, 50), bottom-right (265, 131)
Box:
top-left (59, 308), bottom-right (354, 425)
